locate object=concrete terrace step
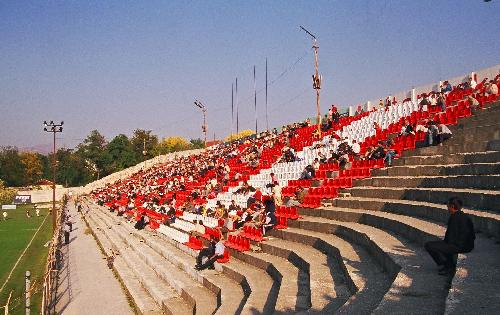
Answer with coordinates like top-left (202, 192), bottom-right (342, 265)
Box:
top-left (267, 229), bottom-right (390, 314)
top-left (444, 235), bottom-right (500, 314)
top-left (142, 218), bottom-right (279, 315)
top-left (262, 237), bottom-right (352, 314)
top-left (87, 211), bottom-right (193, 315)
top-left (306, 206), bottom-right (500, 315)
top-left (441, 129), bottom-right (500, 143)
top-left (238, 247), bottom-right (311, 313)
top-left (92, 208), bottom-right (219, 315)
top-left (402, 140), bottom-right (500, 156)
top-left (84, 214), bottom-right (161, 315)
top-left (374, 162), bottom-right (500, 176)
top-left (391, 151), bottom-right (500, 167)
top-left (342, 186), bottom-right (500, 213)
top-left (91, 203), bottom-right (247, 315)
top-left (353, 175), bottom-right (500, 190)
top-left (332, 197), bottom-right (500, 239)
top-left (286, 216), bottom-right (449, 314)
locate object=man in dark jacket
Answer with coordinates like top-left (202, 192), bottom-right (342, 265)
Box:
top-left (425, 197), bottom-right (475, 275)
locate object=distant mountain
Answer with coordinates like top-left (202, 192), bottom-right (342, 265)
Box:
top-left (20, 143), bottom-right (53, 154)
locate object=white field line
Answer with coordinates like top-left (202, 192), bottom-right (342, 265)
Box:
top-left (0, 214), bottom-right (50, 294)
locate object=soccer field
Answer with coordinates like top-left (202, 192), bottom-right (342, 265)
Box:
top-left (0, 204), bottom-right (53, 314)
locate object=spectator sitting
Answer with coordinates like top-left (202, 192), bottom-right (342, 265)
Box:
top-left (437, 92), bottom-right (447, 112)
top-left (351, 140), bottom-right (361, 157)
top-left (134, 215), bottom-right (146, 230)
top-left (427, 121), bottom-right (439, 146)
top-left (436, 123), bottom-right (453, 146)
top-left (400, 119), bottom-right (415, 136)
top-left (441, 81), bottom-right (452, 94)
top-left (419, 95), bottom-right (430, 112)
top-left (228, 200), bottom-right (239, 212)
top-left (485, 80), bottom-right (498, 96)
top-left (318, 151), bottom-right (328, 164)
top-left (195, 234), bottom-right (225, 271)
top-left (467, 95), bottom-right (481, 113)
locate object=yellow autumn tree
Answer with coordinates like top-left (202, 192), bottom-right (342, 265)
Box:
top-left (224, 129), bottom-right (255, 142)
top-left (20, 151), bottom-right (44, 185)
top-left (154, 136), bottom-right (191, 155)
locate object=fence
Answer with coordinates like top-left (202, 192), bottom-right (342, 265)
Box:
top-left (40, 196), bottom-right (68, 315)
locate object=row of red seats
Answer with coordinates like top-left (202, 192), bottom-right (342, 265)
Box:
top-left (239, 226), bottom-right (266, 242)
top-left (323, 177), bottom-right (353, 188)
top-left (276, 206), bottom-right (300, 220)
top-left (308, 186), bottom-right (338, 199)
top-left (302, 196), bottom-right (321, 208)
top-left (275, 216), bottom-right (289, 229)
top-left (185, 235), bottom-right (203, 250)
top-left (225, 235), bottom-right (250, 252)
top-left (288, 179), bottom-right (312, 187)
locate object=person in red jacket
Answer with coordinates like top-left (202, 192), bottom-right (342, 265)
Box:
top-left (424, 197), bottom-right (475, 276)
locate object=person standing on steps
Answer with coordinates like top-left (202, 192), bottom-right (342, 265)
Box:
top-left (64, 221), bottom-right (71, 245)
top-left (424, 197), bottom-right (475, 276)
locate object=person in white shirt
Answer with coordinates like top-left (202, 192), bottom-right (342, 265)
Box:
top-left (195, 234), bottom-right (225, 270)
top-left (2, 211), bottom-right (7, 221)
top-left (437, 123), bottom-right (452, 146)
top-left (351, 140), bottom-right (361, 155)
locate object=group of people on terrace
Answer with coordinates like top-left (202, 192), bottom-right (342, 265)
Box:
top-left (89, 71), bottom-right (498, 271)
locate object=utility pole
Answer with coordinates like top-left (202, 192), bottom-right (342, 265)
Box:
top-left (194, 100), bottom-right (208, 148)
top-left (43, 121), bottom-right (63, 233)
top-left (301, 26), bottom-right (322, 136)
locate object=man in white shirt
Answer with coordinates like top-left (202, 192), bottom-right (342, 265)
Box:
top-left (351, 140), bottom-right (361, 155)
top-left (195, 234), bottom-right (225, 270)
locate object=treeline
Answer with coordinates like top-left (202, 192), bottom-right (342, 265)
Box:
top-left (0, 129), bottom-right (204, 188)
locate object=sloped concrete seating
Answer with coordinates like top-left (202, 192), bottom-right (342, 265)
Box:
top-left (319, 102), bottom-right (500, 313)
top-left (84, 99), bottom-right (500, 314)
top-left (87, 204), bottom-right (247, 315)
top-left (87, 202), bottom-right (282, 314)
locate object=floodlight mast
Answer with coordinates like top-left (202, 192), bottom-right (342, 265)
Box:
top-left (194, 100), bottom-right (208, 148)
top-left (300, 26), bottom-right (322, 137)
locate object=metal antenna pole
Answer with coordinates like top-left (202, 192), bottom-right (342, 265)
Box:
top-left (300, 26), bottom-right (322, 136)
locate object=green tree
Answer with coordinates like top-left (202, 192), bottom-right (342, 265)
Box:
top-left (76, 130), bottom-right (112, 179)
top-left (0, 179), bottom-right (17, 205)
top-left (154, 136), bottom-right (190, 155)
top-left (0, 146), bottom-right (25, 187)
top-left (130, 129), bottom-right (159, 160)
top-left (107, 134), bottom-right (137, 171)
top-left (190, 138), bottom-right (205, 150)
top-left (20, 151), bottom-right (44, 185)
top-left (55, 148), bottom-right (93, 187)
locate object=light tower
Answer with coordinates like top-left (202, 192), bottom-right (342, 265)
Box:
top-left (301, 26), bottom-right (322, 136)
top-left (194, 100), bottom-right (208, 148)
top-left (43, 120), bottom-right (63, 233)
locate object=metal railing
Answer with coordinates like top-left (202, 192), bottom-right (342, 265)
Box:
top-left (40, 196), bottom-right (67, 315)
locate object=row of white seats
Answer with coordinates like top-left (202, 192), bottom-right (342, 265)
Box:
top-left (182, 212), bottom-right (219, 228)
top-left (171, 219), bottom-right (195, 233)
top-left (157, 225), bottom-right (189, 244)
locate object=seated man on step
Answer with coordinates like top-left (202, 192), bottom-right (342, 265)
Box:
top-left (424, 197), bottom-right (475, 276)
top-left (195, 234), bottom-right (225, 271)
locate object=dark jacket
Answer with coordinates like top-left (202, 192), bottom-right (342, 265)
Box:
top-left (444, 211), bottom-right (475, 252)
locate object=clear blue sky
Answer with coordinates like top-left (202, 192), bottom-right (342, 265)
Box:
top-left (1, 0), bottom-right (499, 150)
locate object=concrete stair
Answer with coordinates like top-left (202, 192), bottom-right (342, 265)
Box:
top-left (267, 227), bottom-right (391, 314)
top-left (286, 216), bottom-right (449, 314)
top-left (87, 210), bottom-right (193, 315)
top-left (91, 208), bottom-right (219, 315)
top-left (82, 101), bottom-right (500, 314)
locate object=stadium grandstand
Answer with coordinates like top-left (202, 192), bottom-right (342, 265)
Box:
top-left (75, 67), bottom-right (500, 314)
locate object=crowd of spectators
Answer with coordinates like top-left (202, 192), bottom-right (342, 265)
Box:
top-left (91, 73), bottom-right (499, 252)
